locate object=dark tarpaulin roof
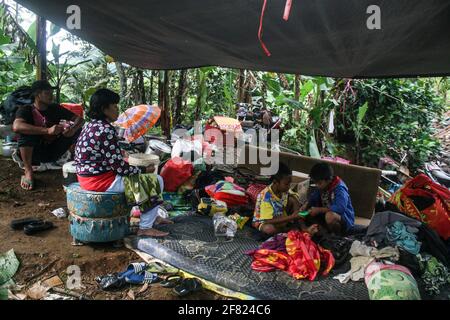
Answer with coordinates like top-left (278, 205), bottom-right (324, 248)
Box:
top-left (16, 0), bottom-right (450, 78)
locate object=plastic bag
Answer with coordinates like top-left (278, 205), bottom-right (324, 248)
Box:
top-left (213, 213), bottom-right (237, 238)
top-left (160, 157), bottom-right (193, 192)
top-left (198, 198), bottom-right (228, 216)
top-left (228, 213), bottom-right (249, 230)
top-left (157, 206), bottom-right (169, 219)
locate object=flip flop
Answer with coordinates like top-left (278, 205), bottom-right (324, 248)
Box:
top-left (173, 278), bottom-right (202, 297)
top-left (118, 262), bottom-right (148, 280)
top-left (20, 176), bottom-right (34, 191)
top-left (10, 217), bottom-right (42, 230)
top-left (23, 221), bottom-right (54, 235)
top-left (125, 271), bottom-right (160, 285)
top-left (160, 275), bottom-right (182, 288)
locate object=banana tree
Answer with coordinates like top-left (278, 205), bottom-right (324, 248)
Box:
top-left (48, 40), bottom-right (91, 103)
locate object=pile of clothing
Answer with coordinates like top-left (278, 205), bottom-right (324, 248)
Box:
top-left (246, 230), bottom-right (335, 281)
top-left (334, 211), bottom-right (450, 299)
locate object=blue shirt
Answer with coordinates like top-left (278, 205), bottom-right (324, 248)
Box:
top-left (309, 181), bottom-right (355, 230)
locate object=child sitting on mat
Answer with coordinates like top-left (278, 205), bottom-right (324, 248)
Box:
top-left (252, 163), bottom-right (318, 236)
top-left (301, 162), bottom-right (355, 235)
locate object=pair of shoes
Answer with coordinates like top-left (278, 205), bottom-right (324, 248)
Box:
top-left (10, 217), bottom-right (55, 235)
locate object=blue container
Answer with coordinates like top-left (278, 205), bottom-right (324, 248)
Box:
top-left (69, 213), bottom-right (129, 243)
top-left (66, 183), bottom-right (131, 243)
top-left (66, 183), bottom-right (130, 218)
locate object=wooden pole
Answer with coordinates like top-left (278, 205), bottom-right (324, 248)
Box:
top-left (36, 15), bottom-right (47, 80)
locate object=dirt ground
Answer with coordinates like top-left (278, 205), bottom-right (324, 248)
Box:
top-left (0, 157), bottom-right (219, 300)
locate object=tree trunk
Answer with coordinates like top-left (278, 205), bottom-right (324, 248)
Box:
top-left (36, 15), bottom-right (47, 81)
top-left (278, 73), bottom-right (289, 90)
top-left (294, 74), bottom-right (300, 120)
top-left (173, 69), bottom-right (187, 126)
top-left (148, 71), bottom-right (154, 105)
top-left (237, 69), bottom-right (245, 103)
top-left (115, 62), bottom-right (127, 105)
top-left (195, 69), bottom-right (206, 121)
top-left (159, 71), bottom-right (171, 137)
top-left (137, 69), bottom-right (146, 104)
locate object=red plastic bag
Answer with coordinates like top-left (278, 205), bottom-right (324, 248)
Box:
top-left (160, 157), bottom-right (193, 192)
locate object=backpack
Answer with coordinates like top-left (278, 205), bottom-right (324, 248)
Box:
top-left (0, 86), bottom-right (33, 125)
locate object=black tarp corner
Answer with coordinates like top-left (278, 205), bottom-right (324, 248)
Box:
top-left (15, 0), bottom-right (450, 78)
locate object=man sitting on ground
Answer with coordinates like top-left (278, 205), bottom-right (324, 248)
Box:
top-left (12, 80), bottom-right (84, 190)
top-left (301, 162), bottom-right (355, 235)
top-left (252, 162), bottom-right (318, 236)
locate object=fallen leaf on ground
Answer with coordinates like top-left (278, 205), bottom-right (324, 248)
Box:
top-left (38, 202), bottom-right (50, 208)
top-left (42, 275), bottom-right (63, 289)
top-left (27, 281), bottom-right (49, 300)
top-left (127, 289), bottom-right (135, 300)
top-left (138, 283), bottom-right (149, 294)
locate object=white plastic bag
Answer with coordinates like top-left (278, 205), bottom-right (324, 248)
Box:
top-left (213, 213), bottom-right (237, 238)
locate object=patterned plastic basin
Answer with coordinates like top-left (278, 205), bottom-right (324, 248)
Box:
top-left (66, 183), bottom-right (130, 218)
top-left (69, 213), bottom-right (130, 243)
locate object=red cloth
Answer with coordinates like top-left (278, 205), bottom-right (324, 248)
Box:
top-left (205, 181), bottom-right (248, 207)
top-left (390, 174), bottom-right (450, 239)
top-left (61, 103), bottom-right (84, 118)
top-left (160, 157), bottom-right (193, 192)
top-left (77, 171), bottom-right (116, 192)
top-left (213, 192), bottom-right (248, 207)
top-left (247, 231), bottom-right (335, 281)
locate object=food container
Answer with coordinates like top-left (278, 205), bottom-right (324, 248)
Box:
top-left (128, 153), bottom-right (160, 173)
top-left (145, 139), bottom-right (172, 156)
top-left (62, 161), bottom-right (78, 186)
top-left (1, 142), bottom-right (17, 157)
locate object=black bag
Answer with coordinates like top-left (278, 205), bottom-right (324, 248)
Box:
top-left (0, 86), bottom-right (32, 125)
top-left (418, 224), bottom-right (450, 267)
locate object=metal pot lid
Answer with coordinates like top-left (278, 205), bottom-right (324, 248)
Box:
top-left (148, 140), bottom-right (172, 154)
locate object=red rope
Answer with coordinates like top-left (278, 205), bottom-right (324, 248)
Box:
top-left (258, 0), bottom-right (294, 57)
top-left (258, 0), bottom-right (271, 57)
top-left (283, 0), bottom-right (293, 21)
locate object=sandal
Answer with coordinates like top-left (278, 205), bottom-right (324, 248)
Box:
top-left (160, 275), bottom-right (182, 288)
top-left (20, 175), bottom-right (34, 191)
top-left (23, 221), bottom-right (54, 235)
top-left (118, 262), bottom-right (148, 280)
top-left (173, 278), bottom-right (202, 297)
top-left (125, 271), bottom-right (160, 285)
top-left (10, 217), bottom-right (42, 230)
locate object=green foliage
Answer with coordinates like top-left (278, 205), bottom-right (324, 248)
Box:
top-left (335, 79), bottom-right (445, 171)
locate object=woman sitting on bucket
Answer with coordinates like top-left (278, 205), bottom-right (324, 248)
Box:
top-left (74, 89), bottom-right (172, 238)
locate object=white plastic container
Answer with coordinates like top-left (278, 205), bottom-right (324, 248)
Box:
top-left (128, 153), bottom-right (160, 173)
